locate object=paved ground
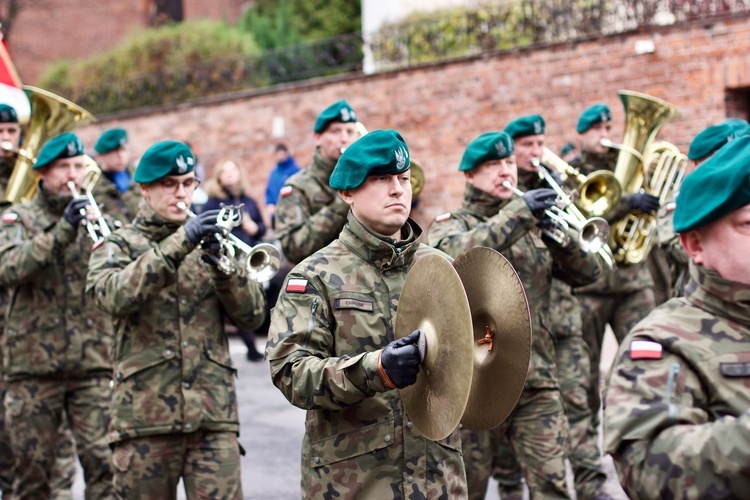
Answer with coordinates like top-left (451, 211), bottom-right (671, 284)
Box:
top-left (68, 329), bottom-right (629, 499)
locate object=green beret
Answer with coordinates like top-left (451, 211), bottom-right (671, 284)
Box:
top-left (329, 129), bottom-right (409, 190)
top-left (576, 104), bottom-right (612, 133)
top-left (722, 118), bottom-right (750, 136)
top-left (0, 104), bottom-right (18, 123)
top-left (560, 142), bottom-right (576, 157)
top-left (134, 140), bottom-right (195, 184)
top-left (95, 128), bottom-right (128, 154)
top-left (33, 132), bottom-right (84, 170)
top-left (504, 114), bottom-right (545, 139)
top-left (313, 99), bottom-right (357, 133)
top-left (674, 134), bottom-right (750, 233)
top-left (458, 132), bottom-right (514, 172)
top-left (687, 123), bottom-right (735, 161)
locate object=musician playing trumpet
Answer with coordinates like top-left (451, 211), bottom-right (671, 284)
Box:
top-left (426, 129), bottom-right (606, 500)
top-left (0, 132), bottom-right (114, 498)
top-left (86, 140), bottom-right (267, 499)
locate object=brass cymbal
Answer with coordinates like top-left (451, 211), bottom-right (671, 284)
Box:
top-left (395, 253), bottom-right (474, 441)
top-left (453, 247), bottom-right (532, 431)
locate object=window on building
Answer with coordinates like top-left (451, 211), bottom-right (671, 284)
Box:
top-left (725, 87), bottom-right (750, 121)
top-left (149, 0), bottom-right (184, 26)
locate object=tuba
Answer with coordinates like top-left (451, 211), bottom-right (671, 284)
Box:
top-left (3, 86), bottom-right (95, 204)
top-left (606, 90), bottom-right (685, 264)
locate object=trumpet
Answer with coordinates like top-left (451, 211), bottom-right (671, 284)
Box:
top-left (177, 202), bottom-right (281, 282)
top-left (66, 157), bottom-right (111, 246)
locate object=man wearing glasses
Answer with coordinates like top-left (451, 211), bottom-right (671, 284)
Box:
top-left (0, 132), bottom-right (114, 498)
top-left (87, 140), bottom-right (267, 498)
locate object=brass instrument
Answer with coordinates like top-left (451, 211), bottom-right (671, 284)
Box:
top-left (177, 202), bottom-right (281, 282)
top-left (502, 172), bottom-right (611, 255)
top-left (66, 157), bottom-right (111, 246)
top-left (3, 86), bottom-right (95, 204)
top-left (395, 248), bottom-right (531, 439)
top-left (539, 147), bottom-right (621, 218)
top-left (409, 158), bottom-right (425, 197)
top-left (611, 141), bottom-right (688, 264)
top-left (606, 90), bottom-right (683, 264)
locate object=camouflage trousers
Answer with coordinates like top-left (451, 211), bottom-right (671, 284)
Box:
top-left (112, 431), bottom-right (242, 500)
top-left (4, 376), bottom-right (113, 500)
top-left (578, 288), bottom-right (655, 429)
top-left (462, 387), bottom-right (571, 500)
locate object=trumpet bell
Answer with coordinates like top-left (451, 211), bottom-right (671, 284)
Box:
top-left (245, 242), bottom-right (281, 283)
top-left (578, 170), bottom-right (622, 218)
top-left (578, 217), bottom-right (611, 254)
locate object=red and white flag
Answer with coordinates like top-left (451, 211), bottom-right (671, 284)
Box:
top-left (0, 32), bottom-right (29, 121)
top-left (629, 339), bottom-right (663, 360)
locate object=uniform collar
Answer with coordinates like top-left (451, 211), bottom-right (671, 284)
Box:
top-left (36, 182), bottom-right (72, 217)
top-left (685, 262), bottom-right (750, 325)
top-left (132, 198), bottom-right (183, 241)
top-left (461, 182), bottom-right (510, 217)
top-left (339, 212), bottom-right (422, 272)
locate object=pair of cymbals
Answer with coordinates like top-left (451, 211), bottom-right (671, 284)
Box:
top-left (395, 247), bottom-right (532, 441)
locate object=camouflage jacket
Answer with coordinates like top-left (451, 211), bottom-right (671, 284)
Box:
top-left (91, 168), bottom-right (142, 226)
top-left (274, 148), bottom-right (350, 264)
top-left (567, 152), bottom-right (655, 295)
top-left (604, 262), bottom-right (750, 498)
top-left (87, 202), bottom-right (267, 444)
top-left (655, 200), bottom-right (689, 297)
top-left (0, 186), bottom-right (113, 380)
top-left (425, 183), bottom-right (605, 388)
top-left (0, 156), bottom-right (13, 202)
top-left (266, 213), bottom-right (467, 499)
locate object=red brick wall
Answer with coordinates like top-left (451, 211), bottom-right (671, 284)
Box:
top-left (72, 14), bottom-right (750, 231)
top-left (6, 0), bottom-right (247, 84)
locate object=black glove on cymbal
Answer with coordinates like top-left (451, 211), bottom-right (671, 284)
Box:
top-left (184, 209), bottom-right (224, 245)
top-left (379, 329), bottom-right (423, 389)
top-left (629, 193), bottom-right (660, 213)
top-left (522, 188), bottom-right (557, 215)
top-left (63, 197), bottom-right (89, 227)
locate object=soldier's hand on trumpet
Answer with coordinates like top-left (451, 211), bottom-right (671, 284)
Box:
top-left (378, 329), bottom-right (424, 389)
top-left (628, 192), bottom-right (660, 214)
top-left (521, 188), bottom-right (557, 217)
top-left (63, 196), bottom-right (90, 228)
top-left (183, 209), bottom-right (225, 245)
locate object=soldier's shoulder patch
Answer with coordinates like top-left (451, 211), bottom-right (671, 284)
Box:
top-left (1, 212), bottom-right (18, 224)
top-left (629, 339), bottom-right (663, 360)
top-left (286, 278), bottom-right (308, 293)
top-left (435, 212), bottom-right (452, 222)
top-left (664, 202), bottom-right (676, 213)
top-left (280, 185), bottom-right (294, 198)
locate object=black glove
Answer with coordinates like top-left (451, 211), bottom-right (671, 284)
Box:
top-left (522, 188), bottom-right (557, 215)
top-left (184, 209), bottom-right (224, 245)
top-left (63, 197), bottom-right (89, 227)
top-left (629, 193), bottom-right (660, 214)
top-left (537, 212), bottom-right (557, 233)
top-left (379, 329), bottom-right (423, 389)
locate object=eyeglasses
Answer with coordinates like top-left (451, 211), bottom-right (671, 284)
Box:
top-left (156, 177), bottom-right (201, 193)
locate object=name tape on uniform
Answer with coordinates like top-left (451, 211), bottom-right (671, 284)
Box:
top-left (629, 339), bottom-right (663, 360)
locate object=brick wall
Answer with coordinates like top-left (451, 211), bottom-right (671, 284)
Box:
top-left (7, 0), bottom-right (247, 84)
top-left (72, 14), bottom-right (750, 231)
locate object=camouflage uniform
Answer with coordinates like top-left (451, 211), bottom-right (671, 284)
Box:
top-left (266, 214), bottom-right (467, 499)
top-left (274, 149), bottom-right (350, 263)
top-left (571, 149), bottom-right (656, 429)
top-left (0, 185), bottom-right (114, 499)
top-left (87, 200), bottom-right (267, 499)
top-left (652, 200), bottom-right (689, 302)
top-left (605, 262), bottom-right (750, 498)
top-left (91, 165), bottom-right (142, 227)
top-left (426, 181), bottom-right (606, 499)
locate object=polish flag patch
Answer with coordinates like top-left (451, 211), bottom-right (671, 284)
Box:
top-left (435, 212), bottom-right (451, 222)
top-left (629, 339), bottom-right (663, 360)
top-left (664, 202), bottom-right (676, 213)
top-left (286, 278), bottom-right (308, 293)
top-left (280, 186), bottom-right (293, 198)
top-left (1, 212), bottom-right (18, 223)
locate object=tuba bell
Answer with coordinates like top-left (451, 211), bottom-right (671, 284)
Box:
top-left (3, 86), bottom-right (95, 204)
top-left (606, 90), bottom-right (684, 265)
top-left (409, 158), bottom-right (425, 197)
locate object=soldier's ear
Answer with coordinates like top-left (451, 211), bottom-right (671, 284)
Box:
top-left (680, 229), bottom-right (705, 264)
top-left (338, 189), bottom-right (354, 206)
